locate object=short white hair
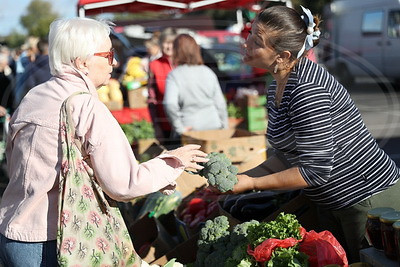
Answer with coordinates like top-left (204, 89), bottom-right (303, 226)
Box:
top-left (48, 17), bottom-right (112, 76)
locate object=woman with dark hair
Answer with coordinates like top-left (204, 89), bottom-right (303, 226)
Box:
top-left (225, 5), bottom-right (400, 263)
top-left (163, 34), bottom-right (228, 140)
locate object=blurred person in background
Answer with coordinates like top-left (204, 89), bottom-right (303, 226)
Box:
top-left (225, 5), bottom-right (400, 263)
top-left (15, 38), bottom-right (52, 105)
top-left (143, 36), bottom-right (162, 73)
top-left (13, 37), bottom-right (39, 108)
top-left (148, 27), bottom-right (177, 147)
top-left (0, 47), bottom-right (14, 116)
top-left (0, 17), bottom-right (208, 266)
top-left (164, 34), bottom-right (228, 143)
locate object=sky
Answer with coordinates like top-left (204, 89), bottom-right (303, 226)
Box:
top-left (0, 0), bottom-right (77, 36)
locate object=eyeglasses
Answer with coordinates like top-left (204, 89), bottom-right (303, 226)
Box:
top-left (93, 48), bottom-right (115, 65)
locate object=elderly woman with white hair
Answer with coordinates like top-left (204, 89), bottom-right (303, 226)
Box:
top-left (0, 17), bottom-right (207, 266)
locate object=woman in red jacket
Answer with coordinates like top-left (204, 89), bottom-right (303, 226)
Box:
top-left (148, 28), bottom-right (177, 147)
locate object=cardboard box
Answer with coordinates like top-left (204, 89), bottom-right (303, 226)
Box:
top-left (175, 171), bottom-right (207, 199)
top-left (236, 147), bottom-right (267, 173)
top-left (181, 129), bottom-right (266, 163)
top-left (228, 117), bottom-right (245, 129)
top-left (132, 139), bottom-right (165, 162)
top-left (128, 87), bottom-right (148, 109)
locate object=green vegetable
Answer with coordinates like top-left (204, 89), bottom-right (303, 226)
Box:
top-left (247, 213), bottom-right (302, 248)
top-left (120, 120), bottom-right (155, 144)
top-left (137, 191), bottom-right (182, 219)
top-left (196, 216), bottom-right (258, 267)
top-left (198, 152), bottom-right (238, 193)
top-left (227, 102), bottom-right (243, 119)
top-left (267, 247), bottom-right (308, 267)
top-left (225, 220), bottom-right (260, 266)
top-left (196, 216), bottom-right (231, 267)
top-left (196, 213), bottom-right (306, 267)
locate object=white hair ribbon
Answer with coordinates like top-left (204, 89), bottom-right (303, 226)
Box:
top-left (297, 5), bottom-right (321, 58)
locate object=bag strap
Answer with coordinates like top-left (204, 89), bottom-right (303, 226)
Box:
top-left (62, 91), bottom-right (91, 162)
top-left (60, 91), bottom-right (111, 214)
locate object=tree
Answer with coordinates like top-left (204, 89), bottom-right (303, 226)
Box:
top-left (20, 0), bottom-right (59, 38)
top-left (4, 31), bottom-right (26, 48)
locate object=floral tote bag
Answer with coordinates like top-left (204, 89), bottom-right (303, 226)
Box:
top-left (57, 92), bottom-right (142, 267)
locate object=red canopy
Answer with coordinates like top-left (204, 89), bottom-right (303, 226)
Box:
top-left (77, 0), bottom-right (260, 17)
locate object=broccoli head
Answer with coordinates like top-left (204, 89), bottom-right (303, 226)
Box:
top-left (198, 152), bottom-right (239, 193)
top-left (196, 216), bottom-right (231, 267)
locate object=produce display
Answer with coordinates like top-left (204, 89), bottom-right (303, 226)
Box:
top-left (120, 120), bottom-right (155, 144)
top-left (97, 78), bottom-right (124, 104)
top-left (195, 213), bottom-right (308, 267)
top-left (178, 187), bottom-right (220, 230)
top-left (122, 56), bottom-right (148, 90)
top-left (227, 102), bottom-right (243, 119)
top-left (197, 152), bottom-right (239, 193)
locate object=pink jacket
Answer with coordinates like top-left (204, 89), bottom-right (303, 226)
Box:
top-left (0, 65), bottom-right (184, 242)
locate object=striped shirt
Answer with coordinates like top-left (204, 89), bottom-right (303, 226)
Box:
top-left (267, 57), bottom-right (400, 210)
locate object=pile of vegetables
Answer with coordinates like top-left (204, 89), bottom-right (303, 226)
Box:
top-left (227, 102), bottom-right (244, 119)
top-left (178, 187), bottom-right (220, 230)
top-left (122, 56), bottom-right (148, 90)
top-left (197, 152), bottom-right (239, 193)
top-left (120, 120), bottom-right (155, 144)
top-left (195, 212), bottom-right (308, 267)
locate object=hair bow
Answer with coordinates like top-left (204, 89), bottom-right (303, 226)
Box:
top-left (297, 5), bottom-right (321, 58)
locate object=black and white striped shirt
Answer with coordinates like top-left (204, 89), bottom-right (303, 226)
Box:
top-left (267, 57), bottom-right (400, 210)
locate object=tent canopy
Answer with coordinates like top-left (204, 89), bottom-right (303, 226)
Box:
top-left (77, 0), bottom-right (261, 17)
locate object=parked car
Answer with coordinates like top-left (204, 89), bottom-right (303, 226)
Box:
top-left (321, 0), bottom-right (400, 86)
top-left (200, 43), bottom-right (269, 97)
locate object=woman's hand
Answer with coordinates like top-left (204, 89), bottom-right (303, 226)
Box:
top-left (231, 174), bottom-right (255, 194)
top-left (167, 144), bottom-right (208, 170)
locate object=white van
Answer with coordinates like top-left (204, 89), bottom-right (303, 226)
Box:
top-left (321, 0), bottom-right (400, 86)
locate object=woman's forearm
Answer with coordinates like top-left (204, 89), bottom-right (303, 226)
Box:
top-left (233, 153), bottom-right (309, 193)
top-left (252, 167), bottom-right (309, 190)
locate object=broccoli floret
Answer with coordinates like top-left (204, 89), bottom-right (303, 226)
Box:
top-left (230, 220), bottom-right (260, 244)
top-left (198, 152), bottom-right (239, 193)
top-left (224, 220), bottom-right (259, 266)
top-left (196, 216), bottom-right (231, 267)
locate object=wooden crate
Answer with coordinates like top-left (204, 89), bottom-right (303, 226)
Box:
top-left (128, 86), bottom-right (148, 109)
top-left (181, 128), bottom-right (266, 163)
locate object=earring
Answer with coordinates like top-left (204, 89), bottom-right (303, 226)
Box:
top-left (274, 64), bottom-right (278, 74)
